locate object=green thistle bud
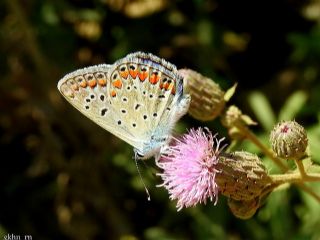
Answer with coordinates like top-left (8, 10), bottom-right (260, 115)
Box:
top-left (221, 105), bottom-right (257, 140)
top-left (221, 105), bottom-right (243, 127)
top-left (221, 106), bottom-right (244, 139)
top-left (270, 120), bottom-right (308, 160)
top-left (227, 197), bottom-right (260, 219)
top-left (179, 69), bottom-right (225, 121)
top-left (216, 151), bottom-right (272, 201)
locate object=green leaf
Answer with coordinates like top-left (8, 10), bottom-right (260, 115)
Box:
top-left (309, 164), bottom-right (320, 173)
top-left (248, 91), bottom-right (276, 131)
top-left (278, 91), bottom-right (308, 121)
top-left (304, 121), bottom-right (320, 163)
top-left (241, 114), bottom-right (257, 126)
top-left (298, 184), bottom-right (320, 238)
top-left (145, 227), bottom-right (174, 240)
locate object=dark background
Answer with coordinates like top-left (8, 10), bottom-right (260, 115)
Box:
top-left (1, 0), bottom-right (320, 239)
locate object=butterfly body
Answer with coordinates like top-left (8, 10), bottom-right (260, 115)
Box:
top-left (58, 52), bottom-right (190, 159)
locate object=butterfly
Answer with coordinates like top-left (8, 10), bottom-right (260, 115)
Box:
top-left (57, 52), bottom-right (190, 159)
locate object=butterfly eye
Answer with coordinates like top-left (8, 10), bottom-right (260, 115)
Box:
top-left (136, 151), bottom-right (144, 158)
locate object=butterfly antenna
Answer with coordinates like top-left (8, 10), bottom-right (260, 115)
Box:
top-left (134, 152), bottom-right (151, 201)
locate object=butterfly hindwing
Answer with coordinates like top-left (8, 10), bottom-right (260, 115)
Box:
top-left (57, 64), bottom-right (142, 149)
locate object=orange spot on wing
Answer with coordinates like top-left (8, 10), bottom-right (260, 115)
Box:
top-left (149, 74), bottom-right (160, 84)
top-left (129, 70), bottom-right (138, 78)
top-left (120, 71), bottom-right (129, 79)
top-left (88, 79), bottom-right (97, 88)
top-left (98, 78), bottom-right (106, 87)
top-left (163, 82), bottom-right (175, 94)
top-left (111, 90), bottom-right (116, 97)
top-left (80, 81), bottom-right (87, 88)
top-left (171, 86), bottom-right (176, 95)
top-left (112, 79), bottom-right (123, 89)
top-left (138, 71), bottom-right (148, 82)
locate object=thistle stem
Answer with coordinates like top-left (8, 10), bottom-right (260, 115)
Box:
top-left (294, 159), bottom-right (308, 178)
top-left (270, 173), bottom-right (320, 203)
top-left (271, 172), bottom-right (320, 184)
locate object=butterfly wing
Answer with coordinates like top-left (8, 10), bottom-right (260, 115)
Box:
top-left (57, 64), bottom-right (144, 149)
top-left (58, 52), bottom-right (190, 158)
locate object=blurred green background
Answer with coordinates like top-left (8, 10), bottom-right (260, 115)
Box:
top-left (1, 0), bottom-right (320, 239)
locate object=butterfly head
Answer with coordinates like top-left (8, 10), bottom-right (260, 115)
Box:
top-left (134, 134), bottom-right (169, 159)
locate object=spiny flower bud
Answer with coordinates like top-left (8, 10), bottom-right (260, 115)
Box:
top-left (215, 151), bottom-right (272, 201)
top-left (179, 69), bottom-right (225, 121)
top-left (221, 105), bottom-right (257, 140)
top-left (221, 105), bottom-right (244, 140)
top-left (270, 120), bottom-right (308, 160)
top-left (221, 105), bottom-right (257, 128)
top-left (227, 197), bottom-right (260, 220)
top-left (221, 105), bottom-right (243, 127)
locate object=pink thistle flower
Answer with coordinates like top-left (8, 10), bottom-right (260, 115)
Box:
top-left (157, 127), bottom-right (226, 211)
